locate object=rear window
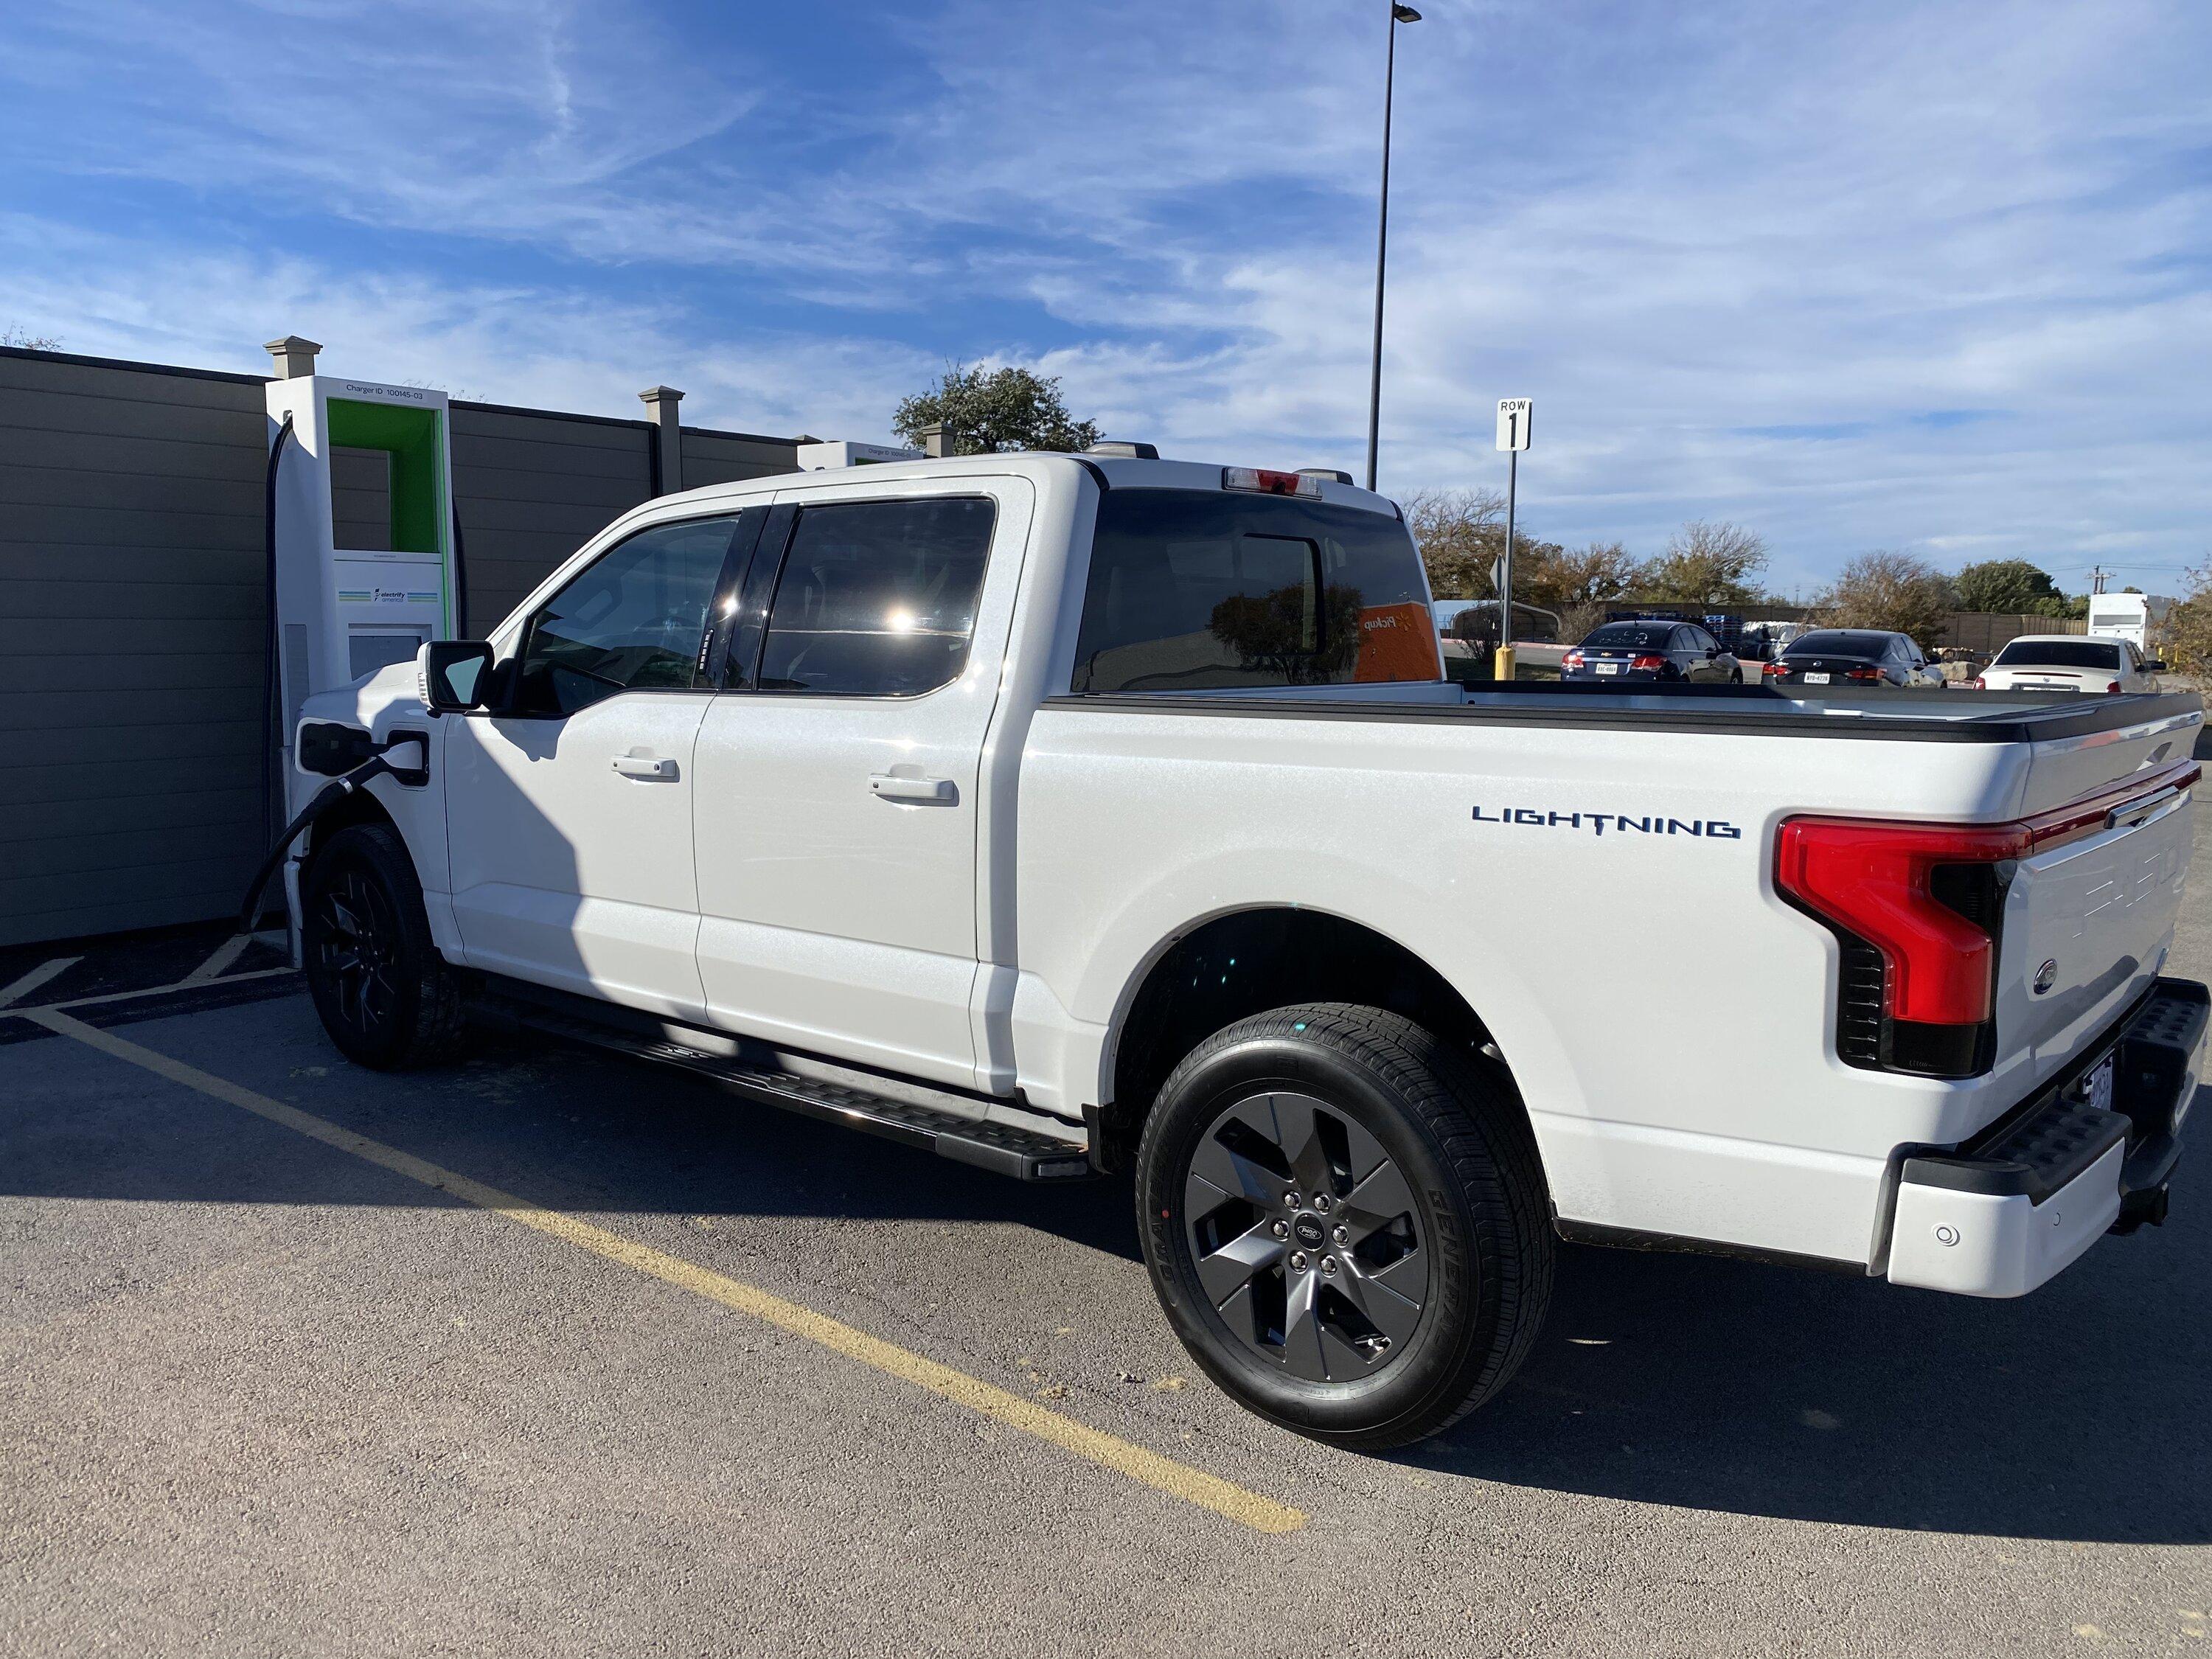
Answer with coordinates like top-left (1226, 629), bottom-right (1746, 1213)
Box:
top-left (1070, 490), bottom-right (1437, 693)
top-left (1584, 623), bottom-right (1675, 650)
top-left (1991, 639), bottom-right (2121, 669)
top-left (1786, 631), bottom-right (1886, 658)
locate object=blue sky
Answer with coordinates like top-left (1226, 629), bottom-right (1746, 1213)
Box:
top-left (3, 0), bottom-right (2208, 597)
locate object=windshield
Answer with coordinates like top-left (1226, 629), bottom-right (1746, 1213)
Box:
top-left (1786, 632), bottom-right (1886, 659)
top-left (1583, 624), bottom-right (1674, 650)
top-left (1992, 639), bottom-right (2120, 669)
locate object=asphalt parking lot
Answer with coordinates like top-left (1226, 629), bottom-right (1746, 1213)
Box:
top-left (4, 781), bottom-right (2208, 1658)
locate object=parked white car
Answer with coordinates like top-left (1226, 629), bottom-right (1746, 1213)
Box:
top-left (265, 450), bottom-right (2207, 1447)
top-left (1975, 634), bottom-right (2163, 695)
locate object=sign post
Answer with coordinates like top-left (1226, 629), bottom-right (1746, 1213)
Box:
top-left (1494, 398), bottom-right (1531, 683)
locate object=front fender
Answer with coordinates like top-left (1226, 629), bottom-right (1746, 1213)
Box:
top-left (291, 658), bottom-right (451, 900)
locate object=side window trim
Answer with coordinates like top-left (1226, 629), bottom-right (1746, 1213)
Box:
top-left (699, 505), bottom-right (776, 689)
top-left (717, 503), bottom-right (798, 691)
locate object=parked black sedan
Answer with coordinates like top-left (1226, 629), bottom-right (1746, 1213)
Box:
top-left (1561, 619), bottom-right (1742, 684)
top-left (1761, 629), bottom-right (1942, 689)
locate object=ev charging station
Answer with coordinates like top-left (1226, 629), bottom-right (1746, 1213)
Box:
top-left (264, 358), bottom-right (459, 806)
top-left (795, 439), bottom-right (923, 470)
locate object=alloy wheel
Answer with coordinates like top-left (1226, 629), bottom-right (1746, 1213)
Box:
top-left (313, 863), bottom-right (400, 1037)
top-left (1182, 1091), bottom-right (1430, 1382)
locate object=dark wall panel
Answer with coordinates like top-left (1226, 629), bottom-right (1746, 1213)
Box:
top-left (448, 402), bottom-right (655, 631)
top-left (0, 350), bottom-right (268, 947)
top-left (681, 427), bottom-right (797, 491)
top-left (0, 347), bottom-right (796, 947)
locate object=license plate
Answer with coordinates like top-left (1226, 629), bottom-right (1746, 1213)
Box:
top-left (1595, 661), bottom-right (1619, 675)
top-left (2085, 1055), bottom-right (2115, 1113)
top-left (1804, 672), bottom-right (1830, 684)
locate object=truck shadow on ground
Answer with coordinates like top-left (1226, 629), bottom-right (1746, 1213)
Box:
top-left (4, 1000), bottom-right (2203, 1545)
top-left (1407, 1172), bottom-right (2210, 1545)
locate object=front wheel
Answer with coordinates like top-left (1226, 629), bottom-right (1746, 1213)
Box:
top-left (1135, 1004), bottom-right (1553, 1449)
top-left (302, 823), bottom-right (467, 1070)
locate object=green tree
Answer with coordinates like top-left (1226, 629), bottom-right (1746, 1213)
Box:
top-left (1527, 539), bottom-right (1644, 612)
top-left (2161, 561), bottom-right (2212, 684)
top-left (1638, 520), bottom-right (1767, 605)
top-left (893, 362), bottom-right (1099, 455)
top-left (1812, 551), bottom-right (1958, 647)
top-left (1404, 487), bottom-right (1507, 599)
top-left (1404, 486), bottom-right (1616, 611)
top-left (1953, 557), bottom-right (2066, 616)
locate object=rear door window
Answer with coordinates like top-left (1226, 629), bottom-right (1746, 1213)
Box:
top-left (1071, 490), bottom-right (1436, 693)
top-left (755, 496), bottom-right (997, 696)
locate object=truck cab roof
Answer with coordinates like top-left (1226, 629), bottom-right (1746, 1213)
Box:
top-left (646, 451), bottom-right (1405, 519)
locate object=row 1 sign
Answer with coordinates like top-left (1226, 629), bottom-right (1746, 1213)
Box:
top-left (1496, 397), bottom-right (1532, 453)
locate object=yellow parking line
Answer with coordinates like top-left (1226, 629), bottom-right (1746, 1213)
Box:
top-left (25, 1008), bottom-right (1306, 1537)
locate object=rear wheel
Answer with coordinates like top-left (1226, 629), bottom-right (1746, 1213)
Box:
top-left (1135, 1004), bottom-right (1552, 1449)
top-left (302, 824), bottom-right (467, 1070)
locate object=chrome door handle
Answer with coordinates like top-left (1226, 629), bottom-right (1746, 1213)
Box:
top-left (613, 754), bottom-right (679, 781)
top-left (869, 773), bottom-right (956, 804)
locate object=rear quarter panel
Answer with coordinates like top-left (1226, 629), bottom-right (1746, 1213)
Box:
top-left (1015, 703), bottom-right (2047, 1266)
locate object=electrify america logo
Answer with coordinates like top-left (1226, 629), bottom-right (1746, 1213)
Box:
top-left (1472, 806), bottom-right (1742, 840)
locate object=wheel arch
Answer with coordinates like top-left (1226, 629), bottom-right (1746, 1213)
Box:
top-left (297, 782), bottom-right (451, 925)
top-left (1094, 905), bottom-right (1523, 1172)
top-left (301, 783), bottom-right (398, 860)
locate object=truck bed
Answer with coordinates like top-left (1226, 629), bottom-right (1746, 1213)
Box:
top-left (1020, 678), bottom-right (2202, 1266)
top-left (1050, 680), bottom-right (2207, 745)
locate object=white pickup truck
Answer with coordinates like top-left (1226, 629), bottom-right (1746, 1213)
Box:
top-left (271, 451), bottom-right (2206, 1447)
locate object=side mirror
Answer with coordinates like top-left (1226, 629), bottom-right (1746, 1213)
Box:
top-left (422, 640), bottom-right (495, 712)
top-left (1705, 645), bottom-right (1722, 658)
top-left (2144, 659), bottom-right (2166, 673)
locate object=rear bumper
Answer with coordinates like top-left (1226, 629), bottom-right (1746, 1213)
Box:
top-left (1886, 977), bottom-right (2205, 1297)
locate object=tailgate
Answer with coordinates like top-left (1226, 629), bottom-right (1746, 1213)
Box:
top-left (1999, 759), bottom-right (2198, 1066)
top-left (2011, 703), bottom-right (2200, 814)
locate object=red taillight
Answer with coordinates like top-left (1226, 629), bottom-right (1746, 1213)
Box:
top-left (1222, 465), bottom-right (1321, 498)
top-left (1776, 818), bottom-right (2020, 1026)
top-left (1777, 759), bottom-right (2200, 1070)
top-left (1562, 650), bottom-right (1585, 669)
top-left (1630, 654), bottom-right (1666, 672)
top-left (2106, 680), bottom-right (2121, 693)
top-left (1762, 660), bottom-right (1789, 676)
top-left (1845, 666), bottom-right (1882, 682)
top-left (1970, 676), bottom-right (1986, 690)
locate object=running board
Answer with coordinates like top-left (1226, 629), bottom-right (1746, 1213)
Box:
top-left (471, 991), bottom-right (1095, 1183)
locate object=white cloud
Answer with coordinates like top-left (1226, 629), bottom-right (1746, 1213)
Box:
top-left (4, 0), bottom-right (2209, 591)
top-left (0, 216), bottom-right (928, 445)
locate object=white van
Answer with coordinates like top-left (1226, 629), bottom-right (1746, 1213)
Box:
top-left (2085, 593), bottom-right (2171, 653)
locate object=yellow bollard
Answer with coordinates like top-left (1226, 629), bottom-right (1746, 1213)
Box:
top-left (1492, 644), bottom-right (1517, 683)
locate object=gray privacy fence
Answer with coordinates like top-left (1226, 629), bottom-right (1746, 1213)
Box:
top-left (0, 344), bottom-right (798, 947)
top-left (1935, 612), bottom-right (2087, 655)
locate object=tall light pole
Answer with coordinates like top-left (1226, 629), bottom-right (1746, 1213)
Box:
top-left (1364, 1), bottom-right (1422, 493)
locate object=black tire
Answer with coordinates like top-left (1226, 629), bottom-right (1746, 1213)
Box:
top-left (301, 823), bottom-right (468, 1071)
top-left (1135, 1004), bottom-right (1552, 1450)
top-left (1730, 668), bottom-right (1745, 684)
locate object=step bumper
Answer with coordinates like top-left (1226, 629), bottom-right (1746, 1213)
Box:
top-left (1887, 977), bottom-right (2204, 1298)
